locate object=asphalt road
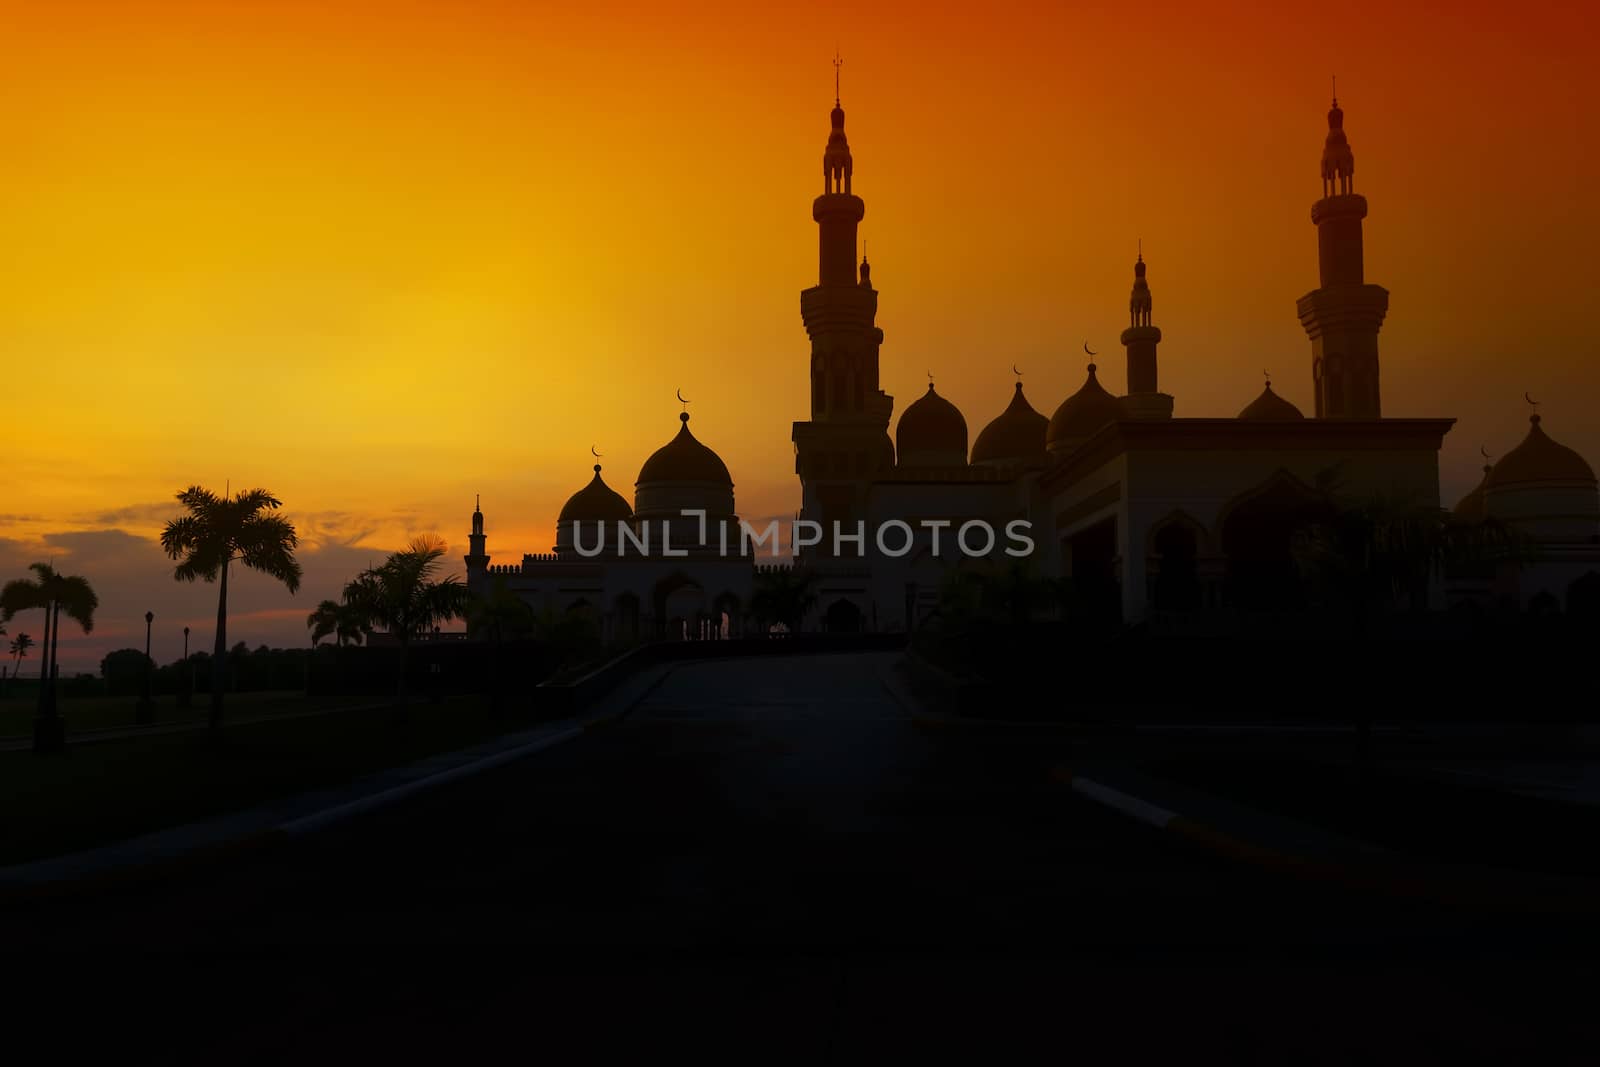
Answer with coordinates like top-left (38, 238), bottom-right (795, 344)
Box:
top-left (7, 652), bottom-right (1596, 1062)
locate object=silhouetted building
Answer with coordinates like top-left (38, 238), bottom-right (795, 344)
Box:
top-left (465, 85), bottom-right (1600, 635)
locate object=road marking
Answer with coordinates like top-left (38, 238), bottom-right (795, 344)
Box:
top-left (278, 726), bottom-right (585, 837)
top-left (1063, 774), bottom-right (1178, 829)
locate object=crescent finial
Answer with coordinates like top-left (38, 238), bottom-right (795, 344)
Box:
top-left (1083, 341), bottom-right (1097, 358)
top-left (591, 445), bottom-right (602, 459)
top-left (1012, 364), bottom-right (1022, 380)
top-left (1480, 445), bottom-right (1492, 459)
top-left (676, 388), bottom-right (690, 410)
top-left (1525, 391), bottom-right (1539, 408)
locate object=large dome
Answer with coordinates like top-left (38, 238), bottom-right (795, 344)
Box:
top-left (558, 466), bottom-right (632, 525)
top-left (896, 383), bottom-right (968, 467)
top-left (1482, 414), bottom-right (1599, 543)
top-left (1238, 382), bottom-right (1305, 421)
top-left (1485, 415), bottom-right (1596, 489)
top-left (1047, 364), bottom-right (1124, 457)
top-left (636, 413), bottom-right (734, 487)
top-left (972, 382), bottom-right (1048, 467)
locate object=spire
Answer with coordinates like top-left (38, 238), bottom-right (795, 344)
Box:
top-left (467, 493), bottom-right (489, 567)
top-left (1321, 79), bottom-right (1355, 197)
top-left (1129, 243), bottom-right (1152, 328)
top-left (823, 53), bottom-right (853, 195)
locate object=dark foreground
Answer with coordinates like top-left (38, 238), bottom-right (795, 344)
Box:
top-left (6, 653), bottom-right (1596, 1062)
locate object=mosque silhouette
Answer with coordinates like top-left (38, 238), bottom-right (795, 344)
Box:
top-left (464, 82), bottom-right (1600, 640)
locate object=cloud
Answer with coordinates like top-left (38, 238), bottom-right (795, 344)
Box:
top-left (80, 501), bottom-right (182, 528)
top-left (0, 528), bottom-right (400, 675)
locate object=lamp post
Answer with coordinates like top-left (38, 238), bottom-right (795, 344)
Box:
top-left (136, 610), bottom-right (155, 724)
top-left (180, 625), bottom-right (192, 710)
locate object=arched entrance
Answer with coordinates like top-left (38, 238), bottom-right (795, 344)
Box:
top-left (1567, 571), bottom-right (1600, 624)
top-left (712, 591), bottom-right (742, 640)
top-left (1220, 473), bottom-right (1329, 611)
top-left (1150, 518), bottom-right (1203, 611)
top-left (823, 598), bottom-right (864, 633)
top-left (1066, 516), bottom-right (1120, 625)
top-left (654, 573), bottom-right (706, 640)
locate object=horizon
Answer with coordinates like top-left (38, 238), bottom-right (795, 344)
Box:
top-left (4, 0), bottom-right (1597, 669)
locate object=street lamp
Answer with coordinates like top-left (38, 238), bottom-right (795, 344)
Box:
top-left (136, 610), bottom-right (155, 724)
top-left (180, 625), bottom-right (192, 710)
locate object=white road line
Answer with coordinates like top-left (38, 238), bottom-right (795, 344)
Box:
top-left (278, 726), bottom-right (585, 837)
top-left (1071, 777), bottom-right (1178, 830)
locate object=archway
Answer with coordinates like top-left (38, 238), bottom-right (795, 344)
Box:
top-left (1066, 516), bottom-right (1120, 624)
top-left (654, 573), bottom-right (706, 640)
top-left (712, 591), bottom-right (742, 640)
top-left (823, 598), bottom-right (864, 633)
top-left (1567, 571), bottom-right (1600, 624)
top-left (1220, 473), bottom-right (1328, 611)
top-left (1150, 520), bottom-right (1202, 611)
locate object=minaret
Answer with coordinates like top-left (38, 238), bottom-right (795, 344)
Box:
top-left (1120, 245), bottom-right (1173, 419)
top-left (1296, 86), bottom-right (1389, 418)
top-left (791, 58), bottom-right (895, 556)
top-left (464, 495), bottom-right (490, 582)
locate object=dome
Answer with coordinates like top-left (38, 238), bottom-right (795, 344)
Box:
top-left (1046, 364), bottom-right (1124, 456)
top-left (636, 413), bottom-right (734, 487)
top-left (1453, 465), bottom-right (1493, 523)
top-left (558, 466), bottom-right (632, 525)
top-left (1238, 382), bottom-right (1305, 421)
top-left (897, 383), bottom-right (968, 467)
top-left (1484, 415), bottom-right (1596, 489)
top-left (972, 382), bottom-right (1048, 467)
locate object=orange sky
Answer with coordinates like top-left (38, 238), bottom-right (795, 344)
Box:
top-left (2, 0), bottom-right (1597, 665)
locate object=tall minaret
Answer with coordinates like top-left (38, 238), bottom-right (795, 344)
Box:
top-left (464, 495), bottom-right (490, 584)
top-left (791, 57), bottom-right (895, 554)
top-left (1296, 86), bottom-right (1389, 418)
top-left (1120, 245), bottom-right (1172, 419)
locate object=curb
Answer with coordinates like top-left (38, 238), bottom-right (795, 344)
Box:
top-left (1052, 766), bottom-right (1600, 917)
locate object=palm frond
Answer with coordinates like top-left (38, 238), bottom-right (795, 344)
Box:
top-left (1, 577), bottom-right (48, 621)
top-left (57, 575), bottom-right (98, 634)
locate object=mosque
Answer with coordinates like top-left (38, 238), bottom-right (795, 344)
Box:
top-left (464, 86), bottom-right (1600, 639)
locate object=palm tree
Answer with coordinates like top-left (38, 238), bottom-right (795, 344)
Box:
top-left (751, 566), bottom-right (816, 633)
top-left (467, 578), bottom-right (537, 645)
top-left (9, 632), bottom-right (34, 674)
top-left (3, 631), bottom-right (28, 699)
top-left (1, 563), bottom-right (98, 751)
top-left (1292, 490), bottom-right (1528, 773)
top-left (307, 598), bottom-right (369, 647)
top-left (160, 486), bottom-right (302, 731)
top-left (342, 536), bottom-right (471, 709)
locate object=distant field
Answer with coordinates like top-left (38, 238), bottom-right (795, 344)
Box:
top-left (0, 689), bottom-right (364, 736)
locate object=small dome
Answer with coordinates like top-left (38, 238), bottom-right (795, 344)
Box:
top-left (636, 413), bottom-right (734, 487)
top-left (1485, 415), bottom-right (1597, 489)
top-left (558, 466), bottom-right (632, 525)
top-left (1238, 382), bottom-right (1305, 421)
top-left (1047, 364), bottom-right (1124, 456)
top-left (972, 382), bottom-right (1048, 466)
top-left (1453, 465), bottom-right (1493, 523)
top-left (897, 383), bottom-right (969, 466)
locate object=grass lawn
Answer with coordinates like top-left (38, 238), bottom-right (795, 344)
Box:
top-left (0, 693), bottom-right (547, 866)
top-left (0, 689), bottom-right (367, 737)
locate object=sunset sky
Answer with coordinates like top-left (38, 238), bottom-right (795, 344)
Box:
top-left (3, 0), bottom-right (1596, 668)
